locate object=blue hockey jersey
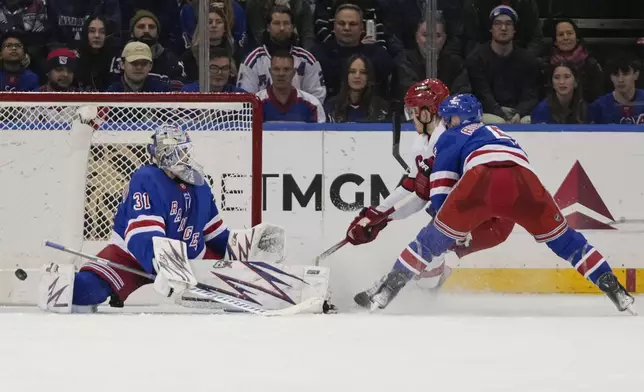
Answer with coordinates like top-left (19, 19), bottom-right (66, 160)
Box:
top-left (257, 87), bottom-right (326, 123)
top-left (589, 90), bottom-right (644, 124)
top-left (430, 122), bottom-right (532, 211)
top-left (109, 165), bottom-right (229, 274)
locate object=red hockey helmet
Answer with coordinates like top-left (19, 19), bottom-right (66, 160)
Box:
top-left (404, 79), bottom-right (450, 119)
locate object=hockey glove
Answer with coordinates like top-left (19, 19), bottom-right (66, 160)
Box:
top-left (346, 207), bottom-right (391, 245)
top-left (414, 156), bottom-right (434, 200)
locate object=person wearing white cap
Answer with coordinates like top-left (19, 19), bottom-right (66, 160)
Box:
top-left (106, 41), bottom-right (170, 92)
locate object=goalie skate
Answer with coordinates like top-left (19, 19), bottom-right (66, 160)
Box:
top-left (354, 269), bottom-right (410, 311)
top-left (596, 272), bottom-right (636, 315)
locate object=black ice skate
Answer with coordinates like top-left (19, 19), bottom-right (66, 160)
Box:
top-left (596, 272), bottom-right (636, 315)
top-left (354, 269), bottom-right (410, 311)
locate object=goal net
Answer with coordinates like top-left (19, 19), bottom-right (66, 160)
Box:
top-left (0, 92), bottom-right (263, 304)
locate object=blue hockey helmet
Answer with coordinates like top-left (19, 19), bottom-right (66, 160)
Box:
top-left (147, 124), bottom-right (205, 186)
top-left (438, 94), bottom-right (483, 125)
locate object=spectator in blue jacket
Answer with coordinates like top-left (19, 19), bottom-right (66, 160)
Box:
top-left (0, 32), bottom-right (38, 91)
top-left (106, 41), bottom-right (170, 92)
top-left (531, 61), bottom-right (588, 124)
top-left (182, 47), bottom-right (245, 92)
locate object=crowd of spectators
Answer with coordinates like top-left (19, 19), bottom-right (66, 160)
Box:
top-left (0, 0), bottom-right (642, 124)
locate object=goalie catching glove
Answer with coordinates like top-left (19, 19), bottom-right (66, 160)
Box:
top-left (346, 207), bottom-right (391, 245)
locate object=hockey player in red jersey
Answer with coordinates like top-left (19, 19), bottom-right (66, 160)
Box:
top-left (350, 90), bottom-right (635, 314)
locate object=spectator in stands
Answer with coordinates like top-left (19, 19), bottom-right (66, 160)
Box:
top-left (0, 32), bottom-right (38, 91)
top-left (245, 0), bottom-right (315, 50)
top-left (257, 50), bottom-right (326, 122)
top-left (531, 62), bottom-right (588, 124)
top-left (182, 47), bottom-right (245, 92)
top-left (106, 41), bottom-right (170, 92)
top-left (314, 0), bottom-right (391, 51)
top-left (462, 0), bottom-right (543, 58)
top-left (39, 48), bottom-right (78, 92)
top-left (47, 0), bottom-right (121, 50)
top-left (180, 0), bottom-right (247, 55)
top-left (120, 0), bottom-right (183, 54)
top-left (311, 4), bottom-right (393, 99)
top-left (324, 53), bottom-right (389, 122)
top-left (182, 7), bottom-right (235, 82)
top-left (379, 0), bottom-right (464, 58)
top-left (76, 16), bottom-right (121, 91)
top-left (0, 0), bottom-right (49, 80)
top-left (127, 10), bottom-right (186, 84)
top-left (589, 54), bottom-right (644, 124)
top-left (238, 5), bottom-right (325, 102)
top-left (542, 18), bottom-right (603, 103)
top-left (395, 15), bottom-right (470, 102)
top-left (466, 5), bottom-right (539, 124)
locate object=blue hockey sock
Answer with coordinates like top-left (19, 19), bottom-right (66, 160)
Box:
top-left (393, 223), bottom-right (455, 278)
top-left (546, 228), bottom-right (612, 284)
top-left (73, 270), bottom-right (113, 305)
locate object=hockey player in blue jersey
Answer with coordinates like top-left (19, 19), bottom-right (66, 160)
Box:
top-left (353, 93), bottom-right (635, 314)
top-left (38, 124), bottom-right (330, 313)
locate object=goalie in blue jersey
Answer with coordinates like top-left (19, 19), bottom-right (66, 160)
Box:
top-left (39, 124), bottom-right (330, 313)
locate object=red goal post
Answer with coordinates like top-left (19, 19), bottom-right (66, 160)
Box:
top-left (0, 92), bottom-right (263, 304)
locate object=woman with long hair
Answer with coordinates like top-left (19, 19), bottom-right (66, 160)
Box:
top-left (531, 61), bottom-right (588, 124)
top-left (76, 15), bottom-right (121, 91)
top-left (181, 6), bottom-right (237, 82)
top-left (325, 53), bottom-right (389, 122)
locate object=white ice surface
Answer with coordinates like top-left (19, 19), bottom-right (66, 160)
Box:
top-left (1, 293), bottom-right (642, 392)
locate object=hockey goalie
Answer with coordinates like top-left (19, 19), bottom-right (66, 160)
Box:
top-left (38, 124), bottom-right (331, 314)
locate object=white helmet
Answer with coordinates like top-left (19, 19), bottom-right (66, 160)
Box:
top-left (147, 124), bottom-right (205, 186)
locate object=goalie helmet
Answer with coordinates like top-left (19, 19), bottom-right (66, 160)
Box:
top-left (147, 124), bottom-right (205, 186)
top-left (404, 78), bottom-right (450, 120)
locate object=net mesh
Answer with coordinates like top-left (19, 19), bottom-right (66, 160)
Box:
top-left (0, 97), bottom-right (256, 241)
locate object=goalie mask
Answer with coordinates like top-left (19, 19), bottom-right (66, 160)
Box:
top-left (147, 124), bottom-right (205, 186)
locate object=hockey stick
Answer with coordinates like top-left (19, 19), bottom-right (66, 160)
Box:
top-left (314, 191), bottom-right (418, 265)
top-left (44, 241), bottom-right (322, 316)
top-left (314, 109), bottom-right (416, 265)
top-left (392, 102), bottom-right (411, 174)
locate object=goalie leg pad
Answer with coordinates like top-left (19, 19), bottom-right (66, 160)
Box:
top-left (180, 260), bottom-right (330, 313)
top-left (225, 223), bottom-right (286, 264)
top-left (38, 263), bottom-right (76, 314)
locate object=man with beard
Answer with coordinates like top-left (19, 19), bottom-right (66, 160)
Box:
top-left (39, 48), bottom-right (78, 92)
top-left (121, 9), bottom-right (185, 85)
top-left (0, 32), bottom-right (38, 91)
top-left (256, 50), bottom-right (326, 122)
top-left (181, 47), bottom-right (246, 92)
top-left (238, 5), bottom-right (325, 102)
top-left (465, 5), bottom-right (538, 123)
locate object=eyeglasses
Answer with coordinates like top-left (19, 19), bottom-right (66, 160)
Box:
top-left (209, 64), bottom-right (230, 73)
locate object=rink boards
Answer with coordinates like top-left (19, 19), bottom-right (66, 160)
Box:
top-left (1, 122), bottom-right (643, 304)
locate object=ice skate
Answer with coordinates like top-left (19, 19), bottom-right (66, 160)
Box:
top-left (354, 269), bottom-right (410, 311)
top-left (596, 272), bottom-right (636, 315)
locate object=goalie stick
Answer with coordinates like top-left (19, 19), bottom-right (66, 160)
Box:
top-left (43, 241), bottom-right (323, 316)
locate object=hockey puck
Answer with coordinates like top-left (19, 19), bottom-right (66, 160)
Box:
top-left (15, 268), bottom-right (28, 281)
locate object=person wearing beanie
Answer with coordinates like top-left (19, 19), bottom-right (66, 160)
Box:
top-left (39, 48), bottom-right (78, 92)
top-left (0, 32), bottom-right (39, 91)
top-left (462, 0), bottom-right (544, 58)
top-left (126, 9), bottom-right (186, 85)
top-left (465, 3), bottom-right (540, 123)
top-left (119, 0), bottom-right (183, 54)
top-left (106, 41), bottom-right (170, 92)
